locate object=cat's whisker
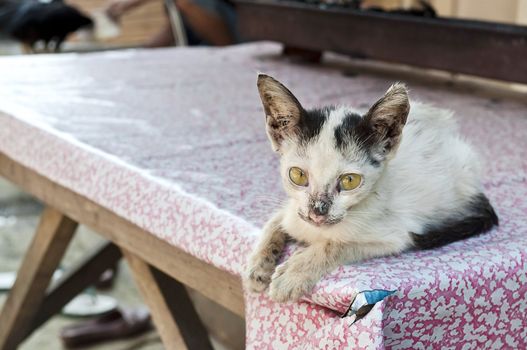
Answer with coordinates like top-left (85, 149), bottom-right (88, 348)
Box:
top-left (254, 195), bottom-right (286, 208)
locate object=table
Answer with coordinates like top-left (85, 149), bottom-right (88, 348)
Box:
top-left (0, 42), bottom-right (526, 349)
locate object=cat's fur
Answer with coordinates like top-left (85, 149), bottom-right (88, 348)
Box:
top-left (246, 74), bottom-right (498, 302)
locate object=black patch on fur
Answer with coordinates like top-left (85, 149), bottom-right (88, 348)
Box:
top-left (411, 193), bottom-right (499, 250)
top-left (334, 112), bottom-right (381, 166)
top-left (334, 112), bottom-right (362, 149)
top-left (297, 107), bottom-right (331, 144)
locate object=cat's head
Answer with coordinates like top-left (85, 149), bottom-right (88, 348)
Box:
top-left (257, 74), bottom-right (409, 227)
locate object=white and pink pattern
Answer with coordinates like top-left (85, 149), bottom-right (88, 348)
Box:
top-left (0, 43), bottom-right (525, 349)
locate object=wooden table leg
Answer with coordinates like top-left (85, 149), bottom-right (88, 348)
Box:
top-left (0, 207), bottom-right (78, 350)
top-left (151, 267), bottom-right (213, 350)
top-left (122, 249), bottom-right (213, 350)
top-left (24, 241), bottom-right (122, 341)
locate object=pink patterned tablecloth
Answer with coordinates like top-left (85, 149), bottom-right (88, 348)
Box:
top-left (0, 43), bottom-right (526, 349)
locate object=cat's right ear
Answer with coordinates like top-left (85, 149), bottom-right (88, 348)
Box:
top-left (257, 74), bottom-right (304, 152)
top-left (363, 83), bottom-right (410, 160)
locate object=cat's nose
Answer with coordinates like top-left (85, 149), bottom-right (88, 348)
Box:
top-left (312, 200), bottom-right (330, 216)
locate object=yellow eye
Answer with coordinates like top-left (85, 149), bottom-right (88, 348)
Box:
top-left (339, 173), bottom-right (362, 191)
top-left (289, 167), bottom-right (308, 187)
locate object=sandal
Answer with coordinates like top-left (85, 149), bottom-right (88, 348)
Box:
top-left (59, 307), bottom-right (152, 348)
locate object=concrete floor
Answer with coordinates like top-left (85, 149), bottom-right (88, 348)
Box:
top-left (0, 178), bottom-right (242, 349)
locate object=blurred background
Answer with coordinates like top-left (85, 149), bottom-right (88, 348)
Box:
top-left (0, 0), bottom-right (526, 56)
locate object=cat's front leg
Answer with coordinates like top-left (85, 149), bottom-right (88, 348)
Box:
top-left (269, 240), bottom-right (346, 302)
top-left (245, 210), bottom-right (287, 292)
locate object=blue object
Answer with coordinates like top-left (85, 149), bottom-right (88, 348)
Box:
top-left (342, 289), bottom-right (396, 321)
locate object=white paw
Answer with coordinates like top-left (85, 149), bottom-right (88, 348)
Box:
top-left (268, 263), bottom-right (314, 302)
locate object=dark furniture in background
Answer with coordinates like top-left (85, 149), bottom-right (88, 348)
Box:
top-left (237, 0), bottom-right (527, 85)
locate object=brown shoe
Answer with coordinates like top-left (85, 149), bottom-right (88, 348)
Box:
top-left (59, 307), bottom-right (152, 348)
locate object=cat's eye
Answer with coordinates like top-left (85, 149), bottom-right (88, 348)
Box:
top-left (289, 167), bottom-right (308, 187)
top-left (339, 173), bottom-right (362, 191)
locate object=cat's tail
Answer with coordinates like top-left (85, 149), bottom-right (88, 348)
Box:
top-left (410, 193), bottom-right (499, 250)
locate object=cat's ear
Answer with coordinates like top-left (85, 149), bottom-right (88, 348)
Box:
top-left (257, 74), bottom-right (304, 152)
top-left (364, 83), bottom-right (410, 159)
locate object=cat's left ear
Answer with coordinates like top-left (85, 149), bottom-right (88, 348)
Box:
top-left (364, 83), bottom-right (410, 159)
top-left (257, 74), bottom-right (304, 152)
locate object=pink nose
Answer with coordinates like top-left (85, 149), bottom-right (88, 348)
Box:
top-left (308, 211), bottom-right (327, 224)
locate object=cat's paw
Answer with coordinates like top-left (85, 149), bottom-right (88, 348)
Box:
top-left (268, 263), bottom-right (314, 302)
top-left (245, 252), bottom-right (277, 293)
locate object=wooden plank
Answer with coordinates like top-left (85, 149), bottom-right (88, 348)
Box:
top-left (518, 0), bottom-right (527, 25)
top-left (455, 0), bottom-right (518, 24)
top-left (429, 0), bottom-right (456, 15)
top-left (122, 249), bottom-right (188, 350)
top-left (0, 152), bottom-right (245, 318)
top-left (151, 267), bottom-right (214, 350)
top-left (0, 207), bottom-right (78, 350)
top-left (23, 242), bottom-right (122, 341)
top-left (236, 0), bottom-right (527, 84)
top-left (66, 0), bottom-right (166, 46)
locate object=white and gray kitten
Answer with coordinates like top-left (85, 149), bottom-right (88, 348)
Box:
top-left (246, 74), bottom-right (498, 303)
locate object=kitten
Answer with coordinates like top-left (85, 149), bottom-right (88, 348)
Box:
top-left (246, 74), bottom-right (498, 302)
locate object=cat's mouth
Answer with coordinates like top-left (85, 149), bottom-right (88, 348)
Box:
top-left (298, 212), bottom-right (342, 227)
